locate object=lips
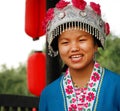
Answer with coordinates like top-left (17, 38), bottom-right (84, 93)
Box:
top-left (70, 54), bottom-right (83, 62)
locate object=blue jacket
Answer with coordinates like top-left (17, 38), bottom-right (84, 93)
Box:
top-left (39, 69), bottom-right (120, 111)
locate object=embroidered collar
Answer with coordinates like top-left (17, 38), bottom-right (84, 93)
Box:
top-left (62, 62), bottom-right (103, 111)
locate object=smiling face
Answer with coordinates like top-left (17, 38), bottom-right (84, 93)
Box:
top-left (58, 29), bottom-right (98, 71)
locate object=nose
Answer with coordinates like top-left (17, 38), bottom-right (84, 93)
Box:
top-left (71, 43), bottom-right (80, 52)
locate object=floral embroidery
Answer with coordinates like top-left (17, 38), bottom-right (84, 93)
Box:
top-left (94, 62), bottom-right (100, 68)
top-left (72, 0), bottom-right (87, 10)
top-left (84, 102), bottom-right (88, 108)
top-left (89, 82), bottom-right (93, 87)
top-left (86, 92), bottom-right (95, 102)
top-left (72, 98), bottom-right (77, 103)
top-left (90, 2), bottom-right (101, 16)
top-left (66, 85), bottom-right (73, 94)
top-left (67, 79), bottom-right (72, 84)
top-left (56, 0), bottom-right (70, 9)
top-left (91, 72), bottom-right (100, 82)
top-left (80, 95), bottom-right (85, 102)
top-left (69, 104), bottom-right (77, 111)
top-left (63, 62), bottom-right (102, 111)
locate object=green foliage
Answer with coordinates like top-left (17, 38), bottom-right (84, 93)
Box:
top-left (96, 35), bottom-right (120, 74)
top-left (0, 63), bottom-right (32, 96)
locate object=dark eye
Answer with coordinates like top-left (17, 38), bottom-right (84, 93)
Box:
top-left (79, 39), bottom-right (86, 41)
top-left (61, 41), bottom-right (69, 44)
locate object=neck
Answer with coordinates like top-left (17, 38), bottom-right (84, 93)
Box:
top-left (69, 61), bottom-right (95, 87)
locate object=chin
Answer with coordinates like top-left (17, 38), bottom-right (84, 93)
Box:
top-left (69, 64), bottom-right (85, 70)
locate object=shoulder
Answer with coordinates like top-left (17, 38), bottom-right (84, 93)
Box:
top-left (103, 69), bottom-right (120, 104)
top-left (39, 75), bottom-right (65, 111)
top-left (103, 68), bottom-right (120, 87)
top-left (104, 68), bottom-right (120, 81)
top-left (41, 75), bottom-right (63, 96)
top-left (97, 68), bottom-right (120, 110)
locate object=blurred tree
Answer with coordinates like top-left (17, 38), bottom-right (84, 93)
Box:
top-left (0, 64), bottom-right (32, 96)
top-left (96, 35), bottom-right (120, 74)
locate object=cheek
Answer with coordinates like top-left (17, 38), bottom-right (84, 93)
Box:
top-left (80, 42), bottom-right (96, 53)
top-left (59, 46), bottom-right (68, 56)
top-left (79, 43), bottom-right (90, 51)
top-left (58, 45), bottom-right (69, 62)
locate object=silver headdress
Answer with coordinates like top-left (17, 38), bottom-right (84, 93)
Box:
top-left (44, 0), bottom-right (110, 57)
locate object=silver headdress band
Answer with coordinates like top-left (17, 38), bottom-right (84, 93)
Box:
top-left (45, 0), bottom-right (110, 57)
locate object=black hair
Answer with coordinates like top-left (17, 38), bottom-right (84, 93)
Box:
top-left (93, 36), bottom-right (103, 48)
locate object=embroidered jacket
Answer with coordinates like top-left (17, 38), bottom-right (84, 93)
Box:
top-left (39, 68), bottom-right (120, 111)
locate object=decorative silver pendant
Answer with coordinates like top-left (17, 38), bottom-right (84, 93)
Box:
top-left (99, 19), bottom-right (104, 27)
top-left (80, 11), bottom-right (87, 17)
top-left (58, 12), bottom-right (65, 19)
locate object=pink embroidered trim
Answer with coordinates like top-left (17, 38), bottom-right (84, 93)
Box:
top-left (63, 62), bottom-right (102, 111)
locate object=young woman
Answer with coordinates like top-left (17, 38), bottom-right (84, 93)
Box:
top-left (39, 0), bottom-right (120, 111)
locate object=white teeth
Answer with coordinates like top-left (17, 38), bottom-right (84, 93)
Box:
top-left (71, 55), bottom-right (82, 58)
top-left (70, 55), bottom-right (83, 62)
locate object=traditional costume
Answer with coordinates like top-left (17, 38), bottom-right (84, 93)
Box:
top-left (39, 63), bottom-right (120, 111)
top-left (39, 0), bottom-right (120, 110)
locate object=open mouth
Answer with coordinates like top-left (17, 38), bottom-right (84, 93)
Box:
top-left (70, 54), bottom-right (83, 62)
